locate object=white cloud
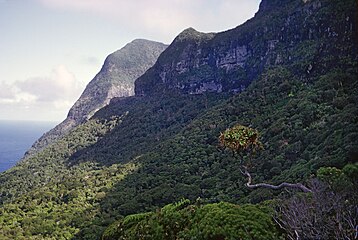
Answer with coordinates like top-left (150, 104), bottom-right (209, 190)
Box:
top-left (15, 65), bottom-right (81, 102)
top-left (0, 82), bottom-right (37, 104)
top-left (0, 65), bottom-right (84, 121)
top-left (37, 0), bottom-right (260, 42)
top-left (0, 82), bottom-right (16, 100)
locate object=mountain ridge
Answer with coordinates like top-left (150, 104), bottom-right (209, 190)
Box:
top-left (135, 0), bottom-right (357, 96)
top-left (24, 39), bottom-right (167, 158)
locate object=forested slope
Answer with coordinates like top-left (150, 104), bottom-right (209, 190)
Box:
top-left (0, 0), bottom-right (357, 239)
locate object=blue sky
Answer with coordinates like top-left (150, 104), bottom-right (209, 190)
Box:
top-left (0, 0), bottom-right (261, 122)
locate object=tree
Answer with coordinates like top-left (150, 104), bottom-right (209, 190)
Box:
top-left (219, 124), bottom-right (312, 192)
top-left (274, 164), bottom-right (358, 240)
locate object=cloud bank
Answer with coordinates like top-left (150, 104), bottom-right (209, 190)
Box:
top-left (0, 65), bottom-right (83, 121)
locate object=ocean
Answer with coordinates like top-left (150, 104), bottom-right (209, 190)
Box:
top-left (0, 120), bottom-right (56, 173)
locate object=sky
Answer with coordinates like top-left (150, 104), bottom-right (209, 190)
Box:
top-left (0, 0), bottom-right (261, 122)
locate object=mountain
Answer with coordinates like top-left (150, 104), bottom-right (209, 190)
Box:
top-left (0, 0), bottom-right (357, 239)
top-left (135, 0), bottom-right (356, 96)
top-left (24, 39), bottom-right (167, 157)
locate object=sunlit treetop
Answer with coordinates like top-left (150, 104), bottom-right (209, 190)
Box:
top-left (219, 124), bottom-right (263, 155)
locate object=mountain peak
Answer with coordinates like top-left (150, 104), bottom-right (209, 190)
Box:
top-left (135, 0), bottom-right (357, 97)
top-left (127, 38), bottom-right (167, 47)
top-left (105, 39), bottom-right (167, 69)
top-left (179, 27), bottom-right (199, 35)
top-left (24, 39), bottom-right (167, 158)
top-left (175, 27), bottom-right (215, 42)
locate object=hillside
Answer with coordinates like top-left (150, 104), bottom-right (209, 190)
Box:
top-left (24, 39), bottom-right (167, 158)
top-left (0, 0), bottom-right (357, 239)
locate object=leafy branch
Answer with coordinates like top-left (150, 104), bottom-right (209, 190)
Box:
top-left (219, 124), bottom-right (312, 193)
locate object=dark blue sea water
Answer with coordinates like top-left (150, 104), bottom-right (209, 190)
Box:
top-left (0, 120), bottom-right (56, 173)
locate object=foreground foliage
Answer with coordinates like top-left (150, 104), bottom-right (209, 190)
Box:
top-left (102, 199), bottom-right (283, 240)
top-left (275, 163), bottom-right (358, 239)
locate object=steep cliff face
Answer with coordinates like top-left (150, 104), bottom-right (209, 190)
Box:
top-left (25, 39), bottom-right (167, 157)
top-left (67, 39), bottom-right (167, 123)
top-left (135, 0), bottom-right (357, 96)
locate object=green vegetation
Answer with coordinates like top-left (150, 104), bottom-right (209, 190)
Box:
top-left (102, 199), bottom-right (283, 240)
top-left (219, 124), bottom-right (262, 155)
top-left (0, 116), bottom-right (123, 204)
top-left (0, 0), bottom-right (357, 239)
top-left (0, 162), bottom-right (137, 239)
top-left (0, 94), bottom-right (230, 239)
top-left (0, 66), bottom-right (356, 239)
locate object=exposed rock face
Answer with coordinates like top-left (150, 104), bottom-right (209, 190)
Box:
top-left (135, 0), bottom-right (357, 96)
top-left (25, 39), bottom-right (167, 157)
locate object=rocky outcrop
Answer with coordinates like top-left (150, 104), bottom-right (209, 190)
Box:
top-left (25, 39), bottom-right (167, 157)
top-left (135, 0), bottom-right (357, 96)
